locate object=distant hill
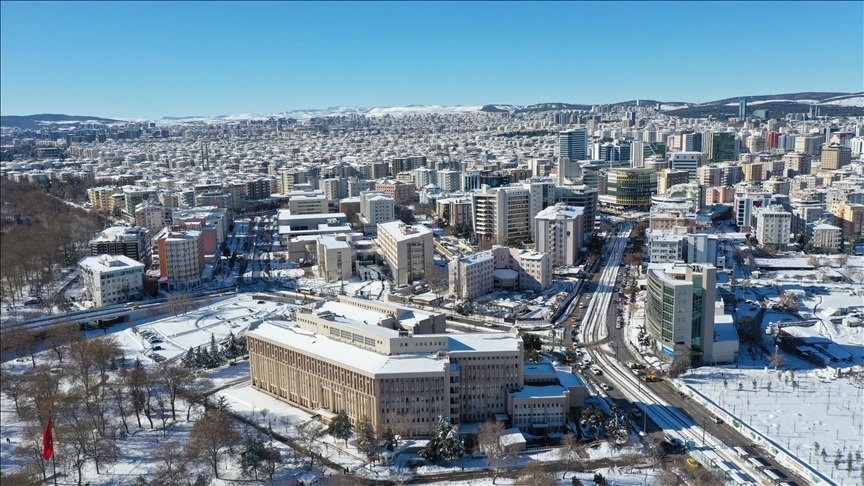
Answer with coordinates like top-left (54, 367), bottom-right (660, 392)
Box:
top-left (1, 113), bottom-right (121, 129)
top-left (665, 92), bottom-right (863, 118)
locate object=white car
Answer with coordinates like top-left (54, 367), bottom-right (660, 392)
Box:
top-left (600, 383), bottom-right (611, 391)
top-left (591, 367), bottom-right (602, 375)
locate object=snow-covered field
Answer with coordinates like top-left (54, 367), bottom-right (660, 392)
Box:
top-left (623, 253), bottom-right (864, 484)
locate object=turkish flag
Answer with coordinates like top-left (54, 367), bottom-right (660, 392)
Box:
top-left (41, 418), bottom-right (53, 461)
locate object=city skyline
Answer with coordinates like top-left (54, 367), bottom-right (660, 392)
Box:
top-left (2, 1), bottom-right (862, 119)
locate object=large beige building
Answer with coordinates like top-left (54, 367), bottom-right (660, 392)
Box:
top-left (820, 144), bottom-right (852, 171)
top-left (754, 206), bottom-right (792, 249)
top-left (377, 221), bottom-right (434, 286)
top-left (316, 234), bottom-right (353, 282)
top-left (247, 296), bottom-right (582, 437)
top-left (533, 204), bottom-right (585, 267)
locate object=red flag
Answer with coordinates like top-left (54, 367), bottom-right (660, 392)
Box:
top-left (41, 418), bottom-right (53, 461)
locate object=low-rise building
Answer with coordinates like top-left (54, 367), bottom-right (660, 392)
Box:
top-left (806, 223), bottom-right (841, 251)
top-left (78, 254), bottom-right (144, 307)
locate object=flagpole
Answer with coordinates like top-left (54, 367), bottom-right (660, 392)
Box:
top-left (51, 448), bottom-right (57, 486)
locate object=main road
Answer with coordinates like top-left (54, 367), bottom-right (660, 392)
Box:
top-left (577, 225), bottom-right (815, 486)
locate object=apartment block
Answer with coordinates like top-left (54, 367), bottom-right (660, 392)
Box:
top-left (533, 204), bottom-right (585, 267)
top-left (154, 228), bottom-right (205, 290)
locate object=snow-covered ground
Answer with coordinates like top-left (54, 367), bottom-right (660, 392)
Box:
top-left (622, 254), bottom-right (864, 483)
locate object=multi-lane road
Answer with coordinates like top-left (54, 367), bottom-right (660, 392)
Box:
top-left (573, 223), bottom-right (812, 486)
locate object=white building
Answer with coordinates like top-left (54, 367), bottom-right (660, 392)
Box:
top-left (78, 254), bottom-right (144, 307)
top-left (806, 223), bottom-right (841, 251)
top-left (286, 190), bottom-right (329, 215)
top-left (377, 221), bottom-right (434, 287)
top-left (449, 252), bottom-right (494, 300)
top-left (449, 247), bottom-right (552, 298)
top-left (754, 206), bottom-right (792, 249)
top-left (471, 185), bottom-right (531, 244)
top-left (668, 151), bottom-right (701, 181)
top-left (534, 204), bottom-right (585, 267)
top-left (359, 190), bottom-right (395, 228)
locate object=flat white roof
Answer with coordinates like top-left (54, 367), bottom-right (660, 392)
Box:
top-left (510, 385), bottom-right (567, 399)
top-left (377, 220), bottom-right (432, 242)
top-left (249, 322), bottom-right (447, 376)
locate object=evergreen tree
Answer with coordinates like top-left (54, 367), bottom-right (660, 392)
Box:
top-left (328, 409), bottom-right (352, 447)
top-left (197, 346), bottom-right (212, 369)
top-left (354, 415), bottom-right (380, 461)
top-left (423, 416), bottom-right (464, 462)
top-left (182, 347), bottom-right (196, 368)
top-left (239, 431), bottom-right (267, 479)
top-left (224, 331), bottom-right (240, 359)
top-left (209, 333), bottom-right (222, 367)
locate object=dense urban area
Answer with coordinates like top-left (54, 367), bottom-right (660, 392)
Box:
top-left (1, 94), bottom-right (863, 486)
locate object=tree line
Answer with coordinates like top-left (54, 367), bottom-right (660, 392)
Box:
top-left (1, 180), bottom-right (106, 307)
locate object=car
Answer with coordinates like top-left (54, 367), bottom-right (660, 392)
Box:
top-left (630, 408), bottom-right (643, 418)
top-left (600, 383), bottom-right (611, 391)
top-left (149, 339), bottom-right (163, 344)
top-left (152, 345), bottom-right (163, 351)
top-left (686, 458), bottom-right (699, 468)
top-left (591, 367), bottom-right (602, 375)
top-left (256, 300), bottom-right (265, 304)
top-left (664, 434), bottom-right (684, 449)
top-left (710, 415), bottom-right (722, 424)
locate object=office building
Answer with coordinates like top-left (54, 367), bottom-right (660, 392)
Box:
top-left (646, 263), bottom-right (719, 364)
top-left (376, 180), bottom-right (416, 205)
top-left (738, 98), bottom-right (747, 120)
top-left (559, 129), bottom-right (588, 161)
top-left (471, 185), bottom-right (532, 245)
top-left (90, 226), bottom-right (151, 265)
top-left (78, 254), bottom-right (144, 308)
top-left (359, 190), bottom-right (395, 227)
top-left (599, 168), bottom-right (657, 209)
top-left (377, 221), bottom-right (434, 286)
top-left (316, 234), bottom-right (353, 282)
top-left (248, 296), bottom-right (581, 436)
top-left (709, 133), bottom-right (738, 162)
top-left (657, 170), bottom-right (690, 194)
top-left (287, 190), bottom-right (329, 215)
top-left (449, 247), bottom-right (552, 299)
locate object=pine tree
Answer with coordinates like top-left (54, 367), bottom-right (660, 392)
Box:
top-left (354, 415), bottom-right (380, 460)
top-left (209, 333), bottom-right (222, 367)
top-left (224, 331), bottom-right (240, 359)
top-left (239, 431), bottom-right (266, 479)
top-left (328, 409), bottom-right (351, 447)
top-left (423, 416), bottom-right (464, 462)
top-left (197, 347), bottom-right (211, 369)
top-left (182, 347), bottom-right (196, 368)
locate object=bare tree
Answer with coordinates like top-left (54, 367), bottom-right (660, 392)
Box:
top-left (557, 434), bottom-right (580, 478)
top-left (167, 290), bottom-right (195, 316)
top-left (668, 346), bottom-right (692, 379)
top-left (151, 440), bottom-right (191, 485)
top-left (156, 361), bottom-right (193, 421)
top-left (477, 420), bottom-right (515, 484)
top-left (514, 461), bottom-right (558, 486)
top-left (185, 410), bottom-right (241, 479)
top-left (295, 419), bottom-right (327, 466)
top-left (768, 347), bottom-right (786, 371)
top-left (424, 261), bottom-right (447, 299)
top-left (777, 291), bottom-right (801, 311)
top-left (45, 318), bottom-right (81, 363)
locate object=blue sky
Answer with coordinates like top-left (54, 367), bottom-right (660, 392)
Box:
top-left (1, 1), bottom-right (861, 119)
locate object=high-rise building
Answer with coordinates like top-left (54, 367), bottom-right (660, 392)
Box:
top-left (471, 185), bottom-right (532, 244)
top-left (559, 129), bottom-right (588, 161)
top-left (154, 228), bottom-right (205, 291)
top-left (646, 263), bottom-right (719, 364)
top-left (534, 204), bottom-right (585, 267)
top-left (820, 143), bottom-right (852, 171)
top-left (767, 131), bottom-right (780, 151)
top-left (709, 133), bottom-right (738, 162)
top-left (359, 190), bottom-right (395, 227)
top-left (745, 135), bottom-right (766, 154)
top-left (377, 221), bottom-right (433, 286)
top-left (599, 168), bottom-right (657, 209)
top-left (738, 98), bottom-right (747, 120)
top-left (669, 151), bottom-right (701, 181)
